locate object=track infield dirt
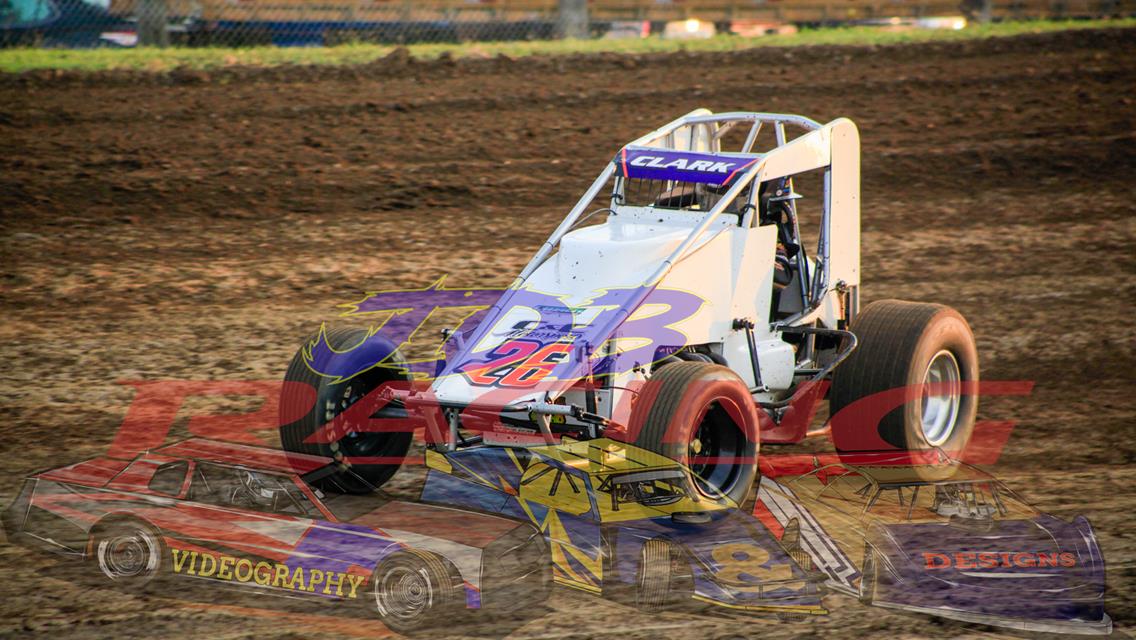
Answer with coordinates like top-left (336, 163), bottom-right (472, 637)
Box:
top-left (0, 27), bottom-right (1134, 640)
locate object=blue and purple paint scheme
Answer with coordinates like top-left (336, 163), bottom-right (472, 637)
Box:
top-left (421, 438), bottom-right (826, 616)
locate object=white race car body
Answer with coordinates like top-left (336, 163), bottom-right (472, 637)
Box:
top-left (432, 110), bottom-right (861, 431)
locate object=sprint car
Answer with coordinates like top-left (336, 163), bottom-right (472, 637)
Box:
top-left (753, 453), bottom-right (1112, 635)
top-left (419, 436), bottom-right (825, 616)
top-left (280, 109), bottom-right (981, 507)
top-left (1, 438), bottom-right (549, 634)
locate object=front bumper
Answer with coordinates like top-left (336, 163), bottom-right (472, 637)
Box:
top-left (1, 479), bottom-right (35, 539)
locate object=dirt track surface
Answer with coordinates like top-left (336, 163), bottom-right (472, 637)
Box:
top-left (1, 27), bottom-right (1135, 639)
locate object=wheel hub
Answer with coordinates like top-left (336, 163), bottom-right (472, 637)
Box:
top-left (687, 403), bottom-right (742, 498)
top-left (328, 382), bottom-right (385, 456)
top-left (102, 534), bottom-right (152, 578)
top-left (376, 566), bottom-right (432, 619)
top-left (919, 350), bottom-right (961, 446)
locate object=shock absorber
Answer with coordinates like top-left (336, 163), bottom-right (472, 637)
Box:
top-left (732, 318), bottom-right (764, 391)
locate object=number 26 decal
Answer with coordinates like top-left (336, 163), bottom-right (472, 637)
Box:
top-left (458, 340), bottom-right (574, 388)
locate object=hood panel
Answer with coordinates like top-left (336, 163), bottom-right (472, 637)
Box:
top-left (553, 221), bottom-right (691, 289)
top-left (431, 209), bottom-right (747, 406)
top-left (352, 500), bottom-right (519, 549)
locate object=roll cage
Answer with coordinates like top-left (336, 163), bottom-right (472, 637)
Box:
top-left (513, 109), bottom-right (861, 328)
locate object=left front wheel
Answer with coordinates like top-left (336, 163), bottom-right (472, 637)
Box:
top-left (280, 327), bottom-right (412, 494)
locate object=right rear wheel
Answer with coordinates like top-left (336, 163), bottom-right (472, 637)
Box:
top-left (830, 300), bottom-right (979, 474)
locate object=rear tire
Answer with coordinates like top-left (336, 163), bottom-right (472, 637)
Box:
top-left (630, 362), bottom-right (759, 505)
top-left (280, 327), bottom-right (412, 494)
top-left (830, 300), bottom-right (978, 472)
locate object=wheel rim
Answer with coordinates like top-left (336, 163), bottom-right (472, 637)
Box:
top-left (919, 350), bottom-right (961, 447)
top-left (688, 402), bottom-right (743, 498)
top-left (375, 565), bottom-right (433, 622)
top-left (99, 531), bottom-right (158, 580)
top-left (326, 380), bottom-right (386, 457)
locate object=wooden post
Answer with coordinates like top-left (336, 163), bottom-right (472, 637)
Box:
top-left (138, 0), bottom-right (169, 47)
top-left (556, 0), bottom-right (588, 39)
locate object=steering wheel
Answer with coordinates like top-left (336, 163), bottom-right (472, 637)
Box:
top-left (236, 470), bottom-right (277, 508)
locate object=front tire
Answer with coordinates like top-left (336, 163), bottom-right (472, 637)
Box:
top-left (280, 327), bottom-right (412, 494)
top-left (630, 362), bottom-right (760, 505)
top-left (635, 539), bottom-right (690, 611)
top-left (830, 300), bottom-right (979, 469)
top-left (371, 549), bottom-right (461, 634)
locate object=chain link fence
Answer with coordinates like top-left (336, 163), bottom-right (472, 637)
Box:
top-left (2, 0), bottom-right (1132, 48)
